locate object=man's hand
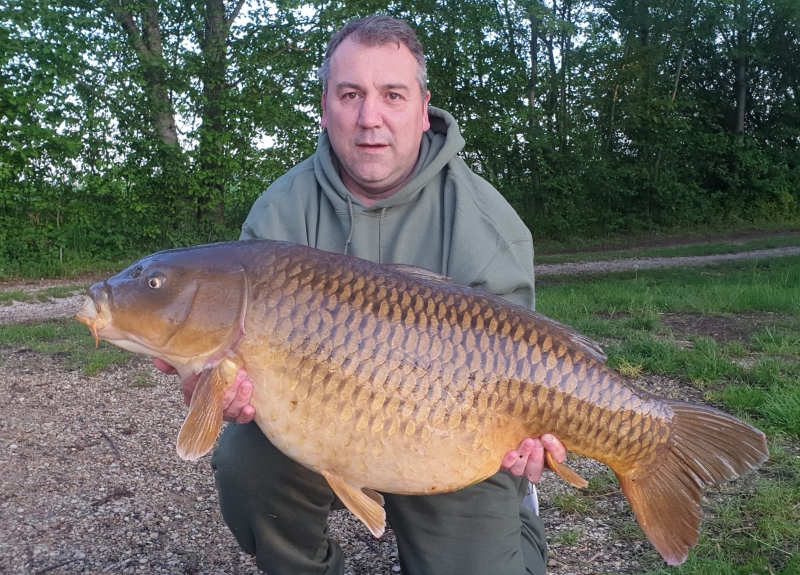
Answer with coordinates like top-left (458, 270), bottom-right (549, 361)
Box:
top-left (501, 435), bottom-right (566, 483)
top-left (153, 359), bottom-right (256, 425)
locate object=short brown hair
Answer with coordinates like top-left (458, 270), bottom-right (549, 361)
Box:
top-left (318, 15), bottom-right (428, 96)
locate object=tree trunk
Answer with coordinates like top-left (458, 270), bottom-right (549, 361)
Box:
top-left (196, 0), bottom-right (237, 225)
top-left (734, 58), bottom-right (747, 144)
top-left (606, 37), bottom-right (629, 153)
top-left (734, 0), bottom-right (748, 144)
top-left (528, 0), bottom-right (540, 192)
top-left (107, 0), bottom-right (179, 147)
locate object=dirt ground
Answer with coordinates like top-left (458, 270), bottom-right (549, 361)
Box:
top-left (1, 248), bottom-right (794, 575)
top-left (2, 350), bottom-right (719, 575)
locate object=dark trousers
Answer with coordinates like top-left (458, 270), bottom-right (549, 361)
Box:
top-left (211, 422), bottom-right (548, 575)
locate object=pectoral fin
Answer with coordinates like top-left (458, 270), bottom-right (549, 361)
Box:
top-left (545, 451), bottom-right (589, 488)
top-left (176, 358), bottom-right (239, 461)
top-left (322, 471), bottom-right (386, 538)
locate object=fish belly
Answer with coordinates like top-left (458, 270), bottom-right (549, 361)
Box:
top-left (246, 358), bottom-right (527, 494)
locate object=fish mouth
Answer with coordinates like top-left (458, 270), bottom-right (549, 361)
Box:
top-left (75, 290), bottom-right (112, 347)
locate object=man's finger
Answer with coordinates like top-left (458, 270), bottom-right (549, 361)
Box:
top-left (541, 433), bottom-right (567, 464)
top-left (508, 438), bottom-right (536, 476)
top-left (181, 372), bottom-right (201, 407)
top-left (221, 368), bottom-right (247, 409)
top-left (233, 404), bottom-right (256, 425)
top-left (223, 377), bottom-right (253, 419)
top-left (523, 440), bottom-right (545, 483)
top-left (153, 358), bottom-right (178, 375)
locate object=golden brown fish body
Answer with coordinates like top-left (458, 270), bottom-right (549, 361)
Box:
top-left (76, 240), bottom-right (768, 566)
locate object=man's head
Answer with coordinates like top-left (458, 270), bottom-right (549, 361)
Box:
top-left (318, 16), bottom-right (431, 205)
top-left (318, 16), bottom-right (428, 97)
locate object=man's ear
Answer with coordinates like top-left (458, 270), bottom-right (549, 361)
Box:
top-left (320, 92), bottom-right (328, 129)
top-left (422, 91), bottom-right (431, 132)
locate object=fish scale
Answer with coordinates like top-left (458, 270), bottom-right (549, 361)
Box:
top-left (76, 239), bottom-right (769, 566)
top-left (240, 245), bottom-right (669, 489)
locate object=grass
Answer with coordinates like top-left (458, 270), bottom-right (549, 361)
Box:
top-left (537, 255), bottom-right (800, 574)
top-left (130, 371), bottom-right (158, 387)
top-left (550, 493), bottom-right (595, 516)
top-left (0, 318), bottom-right (131, 376)
top-left (554, 529), bottom-right (582, 546)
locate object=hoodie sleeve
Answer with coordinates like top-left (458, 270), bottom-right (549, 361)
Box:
top-left (444, 164), bottom-right (537, 311)
top-left (239, 158), bottom-right (318, 244)
top-left (470, 238), bottom-right (536, 310)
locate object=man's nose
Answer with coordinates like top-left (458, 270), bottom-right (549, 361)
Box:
top-left (358, 93), bottom-right (383, 128)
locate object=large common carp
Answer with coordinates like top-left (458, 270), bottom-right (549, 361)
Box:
top-left (76, 240), bottom-right (767, 565)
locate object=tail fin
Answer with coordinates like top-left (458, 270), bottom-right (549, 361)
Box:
top-left (616, 401), bottom-right (768, 566)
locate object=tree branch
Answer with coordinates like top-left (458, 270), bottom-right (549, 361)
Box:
top-left (227, 0), bottom-right (246, 28)
top-left (105, 0), bottom-right (151, 60)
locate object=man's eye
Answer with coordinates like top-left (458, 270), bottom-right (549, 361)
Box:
top-left (344, 92), bottom-right (359, 100)
top-left (387, 93), bottom-right (400, 101)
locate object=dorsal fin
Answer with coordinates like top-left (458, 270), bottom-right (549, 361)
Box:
top-left (530, 311), bottom-right (607, 362)
top-left (386, 264), bottom-right (453, 284)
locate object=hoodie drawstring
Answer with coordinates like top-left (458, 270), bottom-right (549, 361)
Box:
top-left (344, 198), bottom-right (387, 264)
top-left (344, 196), bottom-right (355, 255)
top-left (378, 207), bottom-right (387, 264)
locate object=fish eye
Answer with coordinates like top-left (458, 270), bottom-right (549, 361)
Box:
top-left (147, 273), bottom-right (165, 289)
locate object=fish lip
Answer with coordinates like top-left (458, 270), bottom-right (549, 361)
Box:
top-left (75, 287), bottom-right (112, 347)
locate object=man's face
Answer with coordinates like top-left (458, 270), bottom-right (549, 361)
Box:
top-left (321, 37), bottom-right (431, 203)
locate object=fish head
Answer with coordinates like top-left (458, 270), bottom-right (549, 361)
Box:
top-left (75, 246), bottom-right (249, 370)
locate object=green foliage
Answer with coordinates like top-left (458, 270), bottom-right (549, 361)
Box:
top-left (2, 0), bottom-right (800, 271)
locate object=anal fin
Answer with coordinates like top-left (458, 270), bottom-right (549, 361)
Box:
top-left (176, 358), bottom-right (239, 461)
top-left (322, 471), bottom-right (386, 538)
top-left (546, 451), bottom-right (589, 488)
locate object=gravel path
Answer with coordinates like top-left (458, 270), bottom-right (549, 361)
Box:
top-left (535, 245), bottom-right (800, 275)
top-left (3, 245), bottom-right (799, 325)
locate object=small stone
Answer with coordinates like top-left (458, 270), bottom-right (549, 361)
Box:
top-left (9, 444), bottom-right (17, 449)
top-left (392, 567), bottom-right (401, 573)
top-left (74, 551), bottom-right (86, 559)
top-left (548, 559), bottom-right (559, 567)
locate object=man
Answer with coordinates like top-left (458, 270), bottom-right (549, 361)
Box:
top-left (158, 15), bottom-right (565, 575)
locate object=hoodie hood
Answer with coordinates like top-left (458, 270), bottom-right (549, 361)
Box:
top-left (313, 106), bottom-right (466, 213)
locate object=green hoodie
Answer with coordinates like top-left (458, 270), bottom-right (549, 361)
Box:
top-left (241, 106), bottom-right (535, 310)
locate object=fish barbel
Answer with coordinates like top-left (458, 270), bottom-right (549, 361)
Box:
top-left (75, 240), bottom-right (767, 565)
